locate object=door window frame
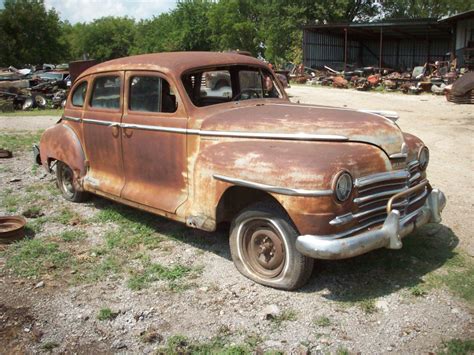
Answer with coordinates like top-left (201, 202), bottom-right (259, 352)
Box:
top-left (86, 72), bottom-right (124, 113)
top-left (124, 70), bottom-right (184, 118)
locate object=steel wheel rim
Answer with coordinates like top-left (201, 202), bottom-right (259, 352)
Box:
top-left (240, 219), bottom-right (285, 278)
top-left (60, 165), bottom-right (75, 198)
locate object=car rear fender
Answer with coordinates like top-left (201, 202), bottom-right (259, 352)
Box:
top-left (39, 123), bottom-right (86, 177)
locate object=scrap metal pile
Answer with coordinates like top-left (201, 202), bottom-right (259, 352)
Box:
top-left (288, 62), bottom-right (473, 104)
top-left (0, 64), bottom-right (69, 112)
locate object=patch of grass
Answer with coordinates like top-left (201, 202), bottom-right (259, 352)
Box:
top-left (97, 307), bottom-right (118, 321)
top-left (4, 239), bottom-right (70, 278)
top-left (0, 108), bottom-right (63, 117)
top-left (438, 338), bottom-right (474, 355)
top-left (60, 230), bottom-right (87, 242)
top-left (54, 207), bottom-right (82, 225)
top-left (158, 335), bottom-right (250, 355)
top-left (0, 131), bottom-right (43, 151)
top-left (0, 188), bottom-right (20, 212)
top-left (336, 347), bottom-right (350, 355)
top-left (75, 255), bottom-right (124, 283)
top-left (270, 309), bottom-right (297, 327)
top-left (41, 341), bottom-right (59, 351)
top-left (359, 299), bottom-right (377, 314)
top-left (314, 316), bottom-right (331, 327)
top-left (440, 267), bottom-right (474, 304)
top-left (127, 262), bottom-right (192, 291)
top-left (410, 285), bottom-right (427, 297)
top-left (26, 216), bottom-right (52, 234)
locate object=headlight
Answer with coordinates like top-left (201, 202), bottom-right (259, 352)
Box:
top-left (418, 147), bottom-right (429, 170)
top-left (334, 172), bottom-right (353, 202)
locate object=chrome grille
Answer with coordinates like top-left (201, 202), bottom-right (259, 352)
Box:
top-left (330, 160), bottom-right (428, 234)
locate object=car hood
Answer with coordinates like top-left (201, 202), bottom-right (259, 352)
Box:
top-left (199, 102), bottom-right (405, 157)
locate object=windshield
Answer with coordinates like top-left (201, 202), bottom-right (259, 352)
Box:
top-left (39, 72), bottom-right (65, 81)
top-left (182, 65), bottom-right (283, 107)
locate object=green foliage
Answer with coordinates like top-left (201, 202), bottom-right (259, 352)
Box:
top-left (380, 0), bottom-right (473, 19)
top-left (4, 239), bottom-right (70, 277)
top-left (0, 0), bottom-right (65, 66)
top-left (437, 338), bottom-right (474, 355)
top-left (158, 334), bottom-right (251, 355)
top-left (60, 230), bottom-right (87, 242)
top-left (97, 307), bottom-right (118, 321)
top-left (127, 261), bottom-right (192, 291)
top-left (314, 315), bottom-right (331, 327)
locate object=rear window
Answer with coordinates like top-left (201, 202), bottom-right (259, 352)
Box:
top-left (71, 81), bottom-right (88, 107)
top-left (90, 76), bottom-right (121, 109)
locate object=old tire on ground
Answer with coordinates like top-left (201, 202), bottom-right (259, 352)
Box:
top-left (229, 203), bottom-right (314, 290)
top-left (34, 94), bottom-right (47, 109)
top-left (22, 97), bottom-right (34, 110)
top-left (56, 161), bottom-right (89, 202)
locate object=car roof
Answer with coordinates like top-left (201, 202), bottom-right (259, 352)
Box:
top-left (78, 52), bottom-right (266, 80)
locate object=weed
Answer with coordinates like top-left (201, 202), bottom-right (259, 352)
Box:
top-left (158, 334), bottom-right (250, 355)
top-left (410, 285), bottom-right (427, 297)
top-left (438, 338), bottom-right (474, 355)
top-left (441, 267), bottom-right (474, 304)
top-left (336, 347), bottom-right (350, 355)
top-left (271, 309), bottom-right (297, 327)
top-left (359, 299), bottom-right (377, 314)
top-left (76, 255), bottom-right (123, 283)
top-left (4, 239), bottom-right (70, 277)
top-left (244, 333), bottom-right (263, 348)
top-left (97, 307), bottom-right (118, 321)
top-left (127, 262), bottom-right (191, 291)
top-left (41, 341), bottom-right (59, 351)
top-left (314, 316), bottom-right (331, 327)
top-left (60, 230), bottom-right (87, 242)
top-left (55, 207), bottom-right (82, 225)
top-left (22, 205), bottom-right (43, 218)
top-left (0, 188), bottom-right (20, 212)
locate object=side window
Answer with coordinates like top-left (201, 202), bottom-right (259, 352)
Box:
top-left (201, 70), bottom-right (232, 98)
top-left (129, 76), bottom-right (177, 113)
top-left (71, 81), bottom-right (88, 107)
top-left (90, 76), bottom-right (121, 109)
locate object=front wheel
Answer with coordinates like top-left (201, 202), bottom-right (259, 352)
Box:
top-left (56, 161), bottom-right (89, 202)
top-left (229, 203), bottom-right (314, 290)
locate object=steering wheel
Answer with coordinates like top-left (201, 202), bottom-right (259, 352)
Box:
top-left (232, 89), bottom-right (261, 101)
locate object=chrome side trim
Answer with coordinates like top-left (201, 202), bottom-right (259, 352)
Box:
top-left (408, 160), bottom-right (420, 168)
top-left (82, 118), bottom-right (117, 127)
top-left (77, 119), bottom-right (349, 141)
top-left (121, 123), bottom-right (188, 134)
top-left (355, 170), bottom-right (409, 188)
top-left (63, 115), bottom-right (81, 122)
top-left (409, 172), bottom-right (421, 183)
top-left (213, 174), bottom-right (333, 197)
top-left (199, 130), bottom-right (348, 141)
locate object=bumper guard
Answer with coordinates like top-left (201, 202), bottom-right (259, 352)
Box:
top-left (295, 188), bottom-right (446, 260)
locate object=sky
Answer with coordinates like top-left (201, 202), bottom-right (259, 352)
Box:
top-left (1, 0), bottom-right (177, 24)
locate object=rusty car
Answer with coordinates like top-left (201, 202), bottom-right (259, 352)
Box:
top-left (34, 52), bottom-right (446, 290)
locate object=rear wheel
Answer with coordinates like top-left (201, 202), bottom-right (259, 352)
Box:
top-left (56, 161), bottom-right (89, 202)
top-left (229, 203), bottom-right (314, 290)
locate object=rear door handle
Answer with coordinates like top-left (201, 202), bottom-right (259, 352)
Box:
top-left (110, 123), bottom-right (120, 137)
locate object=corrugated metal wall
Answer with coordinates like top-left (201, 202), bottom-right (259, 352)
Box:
top-left (303, 30), bottom-right (450, 70)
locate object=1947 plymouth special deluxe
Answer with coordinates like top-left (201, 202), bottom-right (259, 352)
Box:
top-left (35, 52), bottom-right (446, 290)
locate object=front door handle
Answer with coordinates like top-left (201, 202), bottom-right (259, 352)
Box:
top-left (110, 123), bottom-right (120, 137)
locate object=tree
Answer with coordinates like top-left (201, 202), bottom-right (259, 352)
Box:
top-left (80, 17), bottom-right (136, 62)
top-left (0, 0), bottom-right (65, 66)
top-left (380, 0), bottom-right (473, 19)
top-left (208, 0), bottom-right (261, 54)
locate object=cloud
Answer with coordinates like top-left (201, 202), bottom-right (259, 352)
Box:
top-left (44, 0), bottom-right (177, 23)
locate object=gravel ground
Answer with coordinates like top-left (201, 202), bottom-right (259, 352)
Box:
top-left (0, 87), bottom-right (473, 354)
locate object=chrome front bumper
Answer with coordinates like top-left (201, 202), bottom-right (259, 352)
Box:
top-left (295, 189), bottom-right (446, 260)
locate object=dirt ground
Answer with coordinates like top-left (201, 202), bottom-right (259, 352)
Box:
top-left (0, 87), bottom-right (473, 354)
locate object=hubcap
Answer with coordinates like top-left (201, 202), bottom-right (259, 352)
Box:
top-left (60, 165), bottom-right (75, 198)
top-left (241, 220), bottom-right (285, 278)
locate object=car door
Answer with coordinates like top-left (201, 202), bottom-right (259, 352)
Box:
top-left (82, 72), bottom-right (125, 196)
top-left (120, 71), bottom-right (188, 213)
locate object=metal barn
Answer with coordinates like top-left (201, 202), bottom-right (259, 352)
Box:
top-left (303, 11), bottom-right (474, 71)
